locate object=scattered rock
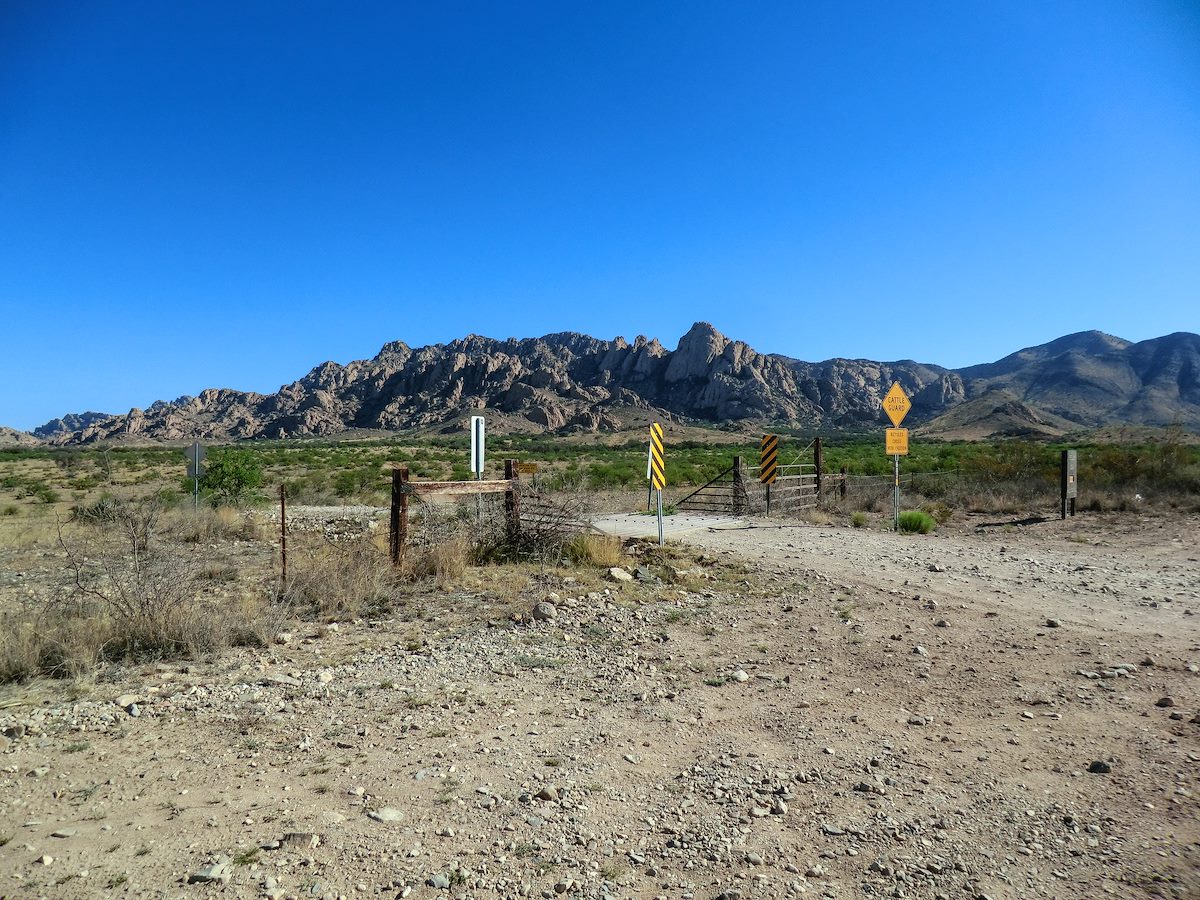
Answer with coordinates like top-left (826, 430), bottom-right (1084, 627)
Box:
top-left (1155, 697), bottom-right (1175, 708)
top-left (607, 567), bottom-right (634, 583)
top-left (188, 861), bottom-right (232, 884)
top-left (1045, 618), bottom-right (1061, 628)
top-left (1087, 760), bottom-right (1112, 774)
top-left (532, 601), bottom-right (558, 621)
top-left (366, 807), bottom-right (404, 823)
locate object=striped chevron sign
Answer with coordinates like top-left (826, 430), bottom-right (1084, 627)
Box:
top-left (649, 422), bottom-right (666, 490)
top-left (760, 434), bottom-right (779, 484)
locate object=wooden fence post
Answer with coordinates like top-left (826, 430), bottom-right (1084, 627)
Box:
top-left (814, 437), bottom-right (823, 500)
top-left (504, 459), bottom-right (520, 540)
top-left (390, 465), bottom-right (410, 565)
top-left (840, 465), bottom-right (847, 500)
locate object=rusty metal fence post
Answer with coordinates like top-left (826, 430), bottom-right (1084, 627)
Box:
top-left (279, 484), bottom-right (287, 590)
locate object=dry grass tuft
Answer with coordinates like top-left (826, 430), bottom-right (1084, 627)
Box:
top-left (281, 534), bottom-right (404, 621)
top-left (566, 533), bottom-right (624, 568)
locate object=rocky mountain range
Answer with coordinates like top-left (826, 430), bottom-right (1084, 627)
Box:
top-left (12, 323), bottom-right (1200, 444)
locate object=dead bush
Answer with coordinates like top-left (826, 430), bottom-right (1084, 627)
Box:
top-left (281, 534), bottom-right (404, 621)
top-left (407, 538), bottom-right (469, 587)
top-left (164, 505), bottom-right (261, 543)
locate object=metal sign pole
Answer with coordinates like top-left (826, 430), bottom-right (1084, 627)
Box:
top-left (893, 453), bottom-right (900, 530)
top-left (656, 488), bottom-right (664, 546)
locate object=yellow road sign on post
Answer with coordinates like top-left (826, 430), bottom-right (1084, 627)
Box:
top-left (759, 434), bottom-right (778, 484)
top-left (649, 422), bottom-right (666, 490)
top-left (886, 428), bottom-right (909, 455)
top-left (882, 382), bottom-right (912, 427)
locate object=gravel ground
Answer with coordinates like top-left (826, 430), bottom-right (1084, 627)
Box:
top-left (0, 509), bottom-right (1197, 900)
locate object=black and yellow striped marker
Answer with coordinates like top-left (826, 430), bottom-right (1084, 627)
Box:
top-left (649, 422), bottom-right (666, 490)
top-left (760, 434), bottom-right (778, 484)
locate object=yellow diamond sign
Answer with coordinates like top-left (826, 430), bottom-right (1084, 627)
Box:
top-left (882, 382), bottom-right (911, 427)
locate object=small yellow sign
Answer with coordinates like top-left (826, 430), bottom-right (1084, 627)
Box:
top-left (882, 382), bottom-right (912, 428)
top-left (886, 427), bottom-right (909, 456)
top-left (516, 462), bottom-right (538, 474)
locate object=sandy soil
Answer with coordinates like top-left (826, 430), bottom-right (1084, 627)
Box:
top-left (1, 510), bottom-right (1197, 900)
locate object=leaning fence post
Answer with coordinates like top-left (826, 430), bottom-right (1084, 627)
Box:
top-left (504, 459), bottom-right (521, 540)
top-left (840, 466), bottom-right (847, 500)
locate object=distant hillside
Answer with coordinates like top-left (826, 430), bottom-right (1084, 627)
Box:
top-left (0, 427), bottom-right (40, 447)
top-left (20, 324), bottom-right (1200, 444)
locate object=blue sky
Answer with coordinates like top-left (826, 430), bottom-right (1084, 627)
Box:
top-left (2, 1), bottom-right (1198, 431)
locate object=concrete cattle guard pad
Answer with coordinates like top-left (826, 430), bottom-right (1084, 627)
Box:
top-left (590, 512), bottom-right (748, 539)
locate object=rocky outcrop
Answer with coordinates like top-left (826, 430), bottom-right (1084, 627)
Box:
top-left (28, 325), bottom-right (1200, 443)
top-left (0, 427), bottom-right (41, 447)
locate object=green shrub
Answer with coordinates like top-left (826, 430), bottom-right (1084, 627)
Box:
top-left (897, 510), bottom-right (936, 534)
top-left (201, 448), bottom-right (263, 503)
top-left (850, 511), bottom-right (867, 528)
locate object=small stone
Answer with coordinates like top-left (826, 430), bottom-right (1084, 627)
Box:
top-left (114, 694), bottom-right (140, 709)
top-left (189, 862), bottom-right (231, 884)
top-left (39, 855), bottom-right (53, 866)
top-left (427, 873), bottom-right (451, 890)
top-left (634, 566), bottom-right (659, 583)
top-left (1045, 618), bottom-right (1061, 628)
top-left (805, 864), bottom-right (826, 877)
top-left (746, 852), bottom-right (764, 865)
top-left (317, 671), bottom-right (334, 684)
top-left (750, 806), bottom-right (770, 818)
top-left (934, 619), bottom-right (949, 628)
top-left (367, 807), bottom-right (404, 823)
top-left (532, 602), bottom-right (558, 621)
top-left (535, 785), bottom-right (560, 802)
top-left (1087, 760), bottom-right (1112, 774)
top-left (51, 828), bottom-right (77, 838)
top-left (607, 567), bottom-right (634, 583)
top-left (281, 832), bottom-right (320, 849)
top-left (732, 670), bottom-right (750, 683)
top-left (928, 563), bottom-right (946, 573)
top-left (1155, 697), bottom-right (1175, 708)
top-left (913, 645), bottom-right (928, 657)
top-left (907, 715), bottom-right (927, 726)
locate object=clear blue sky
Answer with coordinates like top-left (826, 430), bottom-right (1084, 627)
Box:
top-left (2, 1), bottom-right (1198, 431)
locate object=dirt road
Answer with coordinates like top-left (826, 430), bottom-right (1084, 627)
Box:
top-left (0, 511), bottom-right (1197, 899)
